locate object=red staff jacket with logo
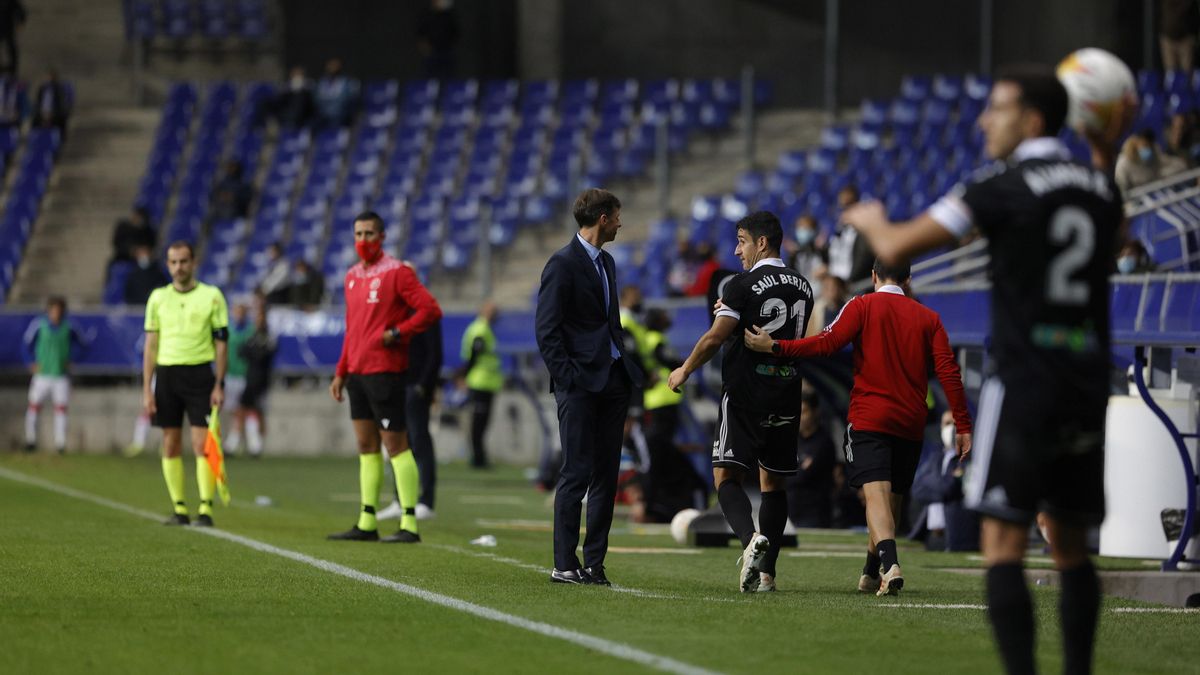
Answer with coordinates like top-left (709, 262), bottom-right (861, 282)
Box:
top-left (336, 254), bottom-right (442, 378)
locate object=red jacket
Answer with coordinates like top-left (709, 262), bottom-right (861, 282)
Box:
top-left (336, 254), bottom-right (443, 377)
top-left (776, 286), bottom-right (972, 441)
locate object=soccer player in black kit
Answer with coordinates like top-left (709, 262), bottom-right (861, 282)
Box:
top-left (845, 66), bottom-right (1128, 675)
top-left (668, 211), bottom-right (814, 593)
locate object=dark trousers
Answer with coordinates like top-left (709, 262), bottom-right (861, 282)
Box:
top-left (405, 385), bottom-right (436, 508)
top-left (553, 360), bottom-right (631, 571)
top-left (468, 389), bottom-right (495, 468)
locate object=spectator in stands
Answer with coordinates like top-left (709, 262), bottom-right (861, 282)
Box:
top-left (667, 241), bottom-right (696, 297)
top-left (123, 244), bottom-right (169, 305)
top-left (910, 410), bottom-right (979, 552)
top-left (287, 259), bottom-right (325, 308)
top-left (0, 0), bottom-right (24, 76)
top-left (0, 72), bottom-right (27, 128)
top-left (209, 160), bottom-right (253, 223)
top-left (1160, 0), bottom-right (1199, 72)
top-left (1164, 112), bottom-right (1200, 167)
top-left (685, 241), bottom-right (720, 296)
top-left (788, 213), bottom-right (829, 284)
top-left (314, 57), bottom-right (358, 129)
top-left (111, 207), bottom-right (156, 266)
top-left (806, 274), bottom-right (848, 337)
top-left (827, 186), bottom-right (874, 287)
top-left (31, 69), bottom-right (69, 137)
top-left (1115, 129), bottom-right (1188, 192)
top-left (417, 0), bottom-right (460, 80)
top-left (259, 243), bottom-right (291, 304)
top-left (1116, 239), bottom-right (1156, 274)
top-left (787, 389), bottom-right (837, 528)
top-left (273, 66), bottom-right (313, 130)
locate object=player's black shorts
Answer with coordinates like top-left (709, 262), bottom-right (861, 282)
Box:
top-left (346, 372), bottom-right (408, 431)
top-left (841, 425), bottom-right (922, 494)
top-left (711, 393), bottom-right (799, 474)
top-left (965, 378), bottom-right (1106, 526)
top-left (154, 363), bottom-right (215, 428)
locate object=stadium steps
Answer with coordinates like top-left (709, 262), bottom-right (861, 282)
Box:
top-left (19, 0), bottom-right (130, 107)
top-left (426, 108), bottom-right (831, 306)
top-left (9, 107), bottom-right (159, 305)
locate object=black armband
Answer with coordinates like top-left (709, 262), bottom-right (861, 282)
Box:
top-left (212, 327), bottom-right (229, 341)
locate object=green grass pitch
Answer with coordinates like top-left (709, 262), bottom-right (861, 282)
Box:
top-left (0, 453), bottom-right (1195, 674)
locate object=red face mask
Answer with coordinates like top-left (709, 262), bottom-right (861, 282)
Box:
top-left (355, 239), bottom-right (382, 263)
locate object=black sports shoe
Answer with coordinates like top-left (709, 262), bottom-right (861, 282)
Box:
top-left (550, 568), bottom-right (589, 584)
top-left (194, 514), bottom-right (214, 528)
top-left (582, 566), bottom-right (611, 586)
top-left (23, 442), bottom-right (35, 453)
top-left (163, 513), bottom-right (190, 526)
top-left (380, 529), bottom-right (421, 544)
top-left (327, 525), bottom-right (379, 541)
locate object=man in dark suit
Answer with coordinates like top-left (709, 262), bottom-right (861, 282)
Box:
top-left (536, 188), bottom-right (643, 586)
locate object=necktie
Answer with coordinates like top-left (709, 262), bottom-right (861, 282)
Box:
top-left (594, 255), bottom-right (609, 312)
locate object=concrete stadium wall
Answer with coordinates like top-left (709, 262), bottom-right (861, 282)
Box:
top-left (3, 386), bottom-right (548, 465)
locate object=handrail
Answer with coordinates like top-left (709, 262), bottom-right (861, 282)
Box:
top-left (1124, 166), bottom-right (1200, 202)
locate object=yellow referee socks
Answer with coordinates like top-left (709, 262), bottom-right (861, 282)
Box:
top-left (195, 456), bottom-right (215, 516)
top-left (161, 456), bottom-right (187, 515)
top-left (357, 453), bottom-right (383, 532)
top-left (391, 450), bottom-right (419, 534)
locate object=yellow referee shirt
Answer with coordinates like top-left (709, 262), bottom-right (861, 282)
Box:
top-left (144, 283), bottom-right (229, 365)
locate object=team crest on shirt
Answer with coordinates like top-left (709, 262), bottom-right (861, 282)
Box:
top-left (368, 277), bottom-right (382, 304)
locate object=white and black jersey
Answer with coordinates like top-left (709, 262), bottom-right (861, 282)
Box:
top-left (931, 137), bottom-right (1122, 402)
top-left (716, 258), bottom-right (815, 413)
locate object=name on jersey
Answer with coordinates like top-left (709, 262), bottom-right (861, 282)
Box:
top-left (750, 273), bottom-right (809, 296)
top-left (1022, 164), bottom-right (1112, 200)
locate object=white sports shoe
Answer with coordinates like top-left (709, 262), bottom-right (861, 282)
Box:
top-left (415, 503), bottom-right (436, 520)
top-left (857, 573), bottom-right (880, 593)
top-left (877, 564), bottom-right (904, 596)
top-left (737, 533), bottom-right (770, 593)
top-left (757, 572), bottom-right (776, 592)
top-left (376, 501), bottom-right (404, 521)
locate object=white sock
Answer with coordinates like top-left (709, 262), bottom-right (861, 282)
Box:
top-left (227, 429), bottom-right (242, 453)
top-left (53, 407), bottom-right (67, 449)
top-left (132, 414), bottom-right (150, 448)
top-left (25, 406), bottom-right (38, 445)
top-left (246, 415), bottom-right (263, 455)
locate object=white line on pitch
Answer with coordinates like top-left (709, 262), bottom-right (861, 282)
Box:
top-left (1110, 607), bottom-right (1200, 614)
top-left (877, 603), bottom-right (989, 610)
top-left (0, 467), bottom-right (722, 675)
top-left (786, 551), bottom-right (864, 558)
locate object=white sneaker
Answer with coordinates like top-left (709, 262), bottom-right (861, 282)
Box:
top-left (376, 501), bottom-right (404, 521)
top-left (737, 533), bottom-right (770, 593)
top-left (757, 572), bottom-right (776, 592)
top-left (415, 503), bottom-right (436, 520)
top-left (877, 564), bottom-right (904, 596)
top-left (857, 573), bottom-right (880, 593)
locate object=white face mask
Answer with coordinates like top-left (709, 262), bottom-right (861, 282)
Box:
top-left (941, 424), bottom-right (955, 449)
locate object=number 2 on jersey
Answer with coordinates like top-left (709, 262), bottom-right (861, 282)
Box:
top-left (759, 298), bottom-right (807, 337)
top-left (1046, 206), bottom-right (1095, 306)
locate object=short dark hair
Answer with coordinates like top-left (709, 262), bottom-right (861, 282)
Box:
top-left (644, 307), bottom-right (672, 332)
top-left (735, 210), bottom-right (783, 254)
top-left (353, 210), bottom-right (385, 233)
top-left (872, 257), bottom-right (911, 283)
top-left (994, 64), bottom-right (1069, 137)
top-left (46, 296), bottom-right (66, 312)
top-left (167, 240), bottom-right (195, 259)
top-left (573, 188), bottom-right (621, 227)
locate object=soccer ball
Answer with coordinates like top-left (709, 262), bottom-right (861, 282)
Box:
top-left (669, 508), bottom-right (702, 545)
top-left (1056, 48), bottom-right (1137, 136)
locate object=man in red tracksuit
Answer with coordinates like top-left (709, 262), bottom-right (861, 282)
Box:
top-left (744, 257), bottom-right (972, 596)
top-left (328, 211), bottom-right (443, 544)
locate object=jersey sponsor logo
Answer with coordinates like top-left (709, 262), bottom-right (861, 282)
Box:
top-left (754, 364), bottom-right (797, 378)
top-left (759, 414), bottom-right (795, 428)
top-left (368, 277), bottom-right (382, 304)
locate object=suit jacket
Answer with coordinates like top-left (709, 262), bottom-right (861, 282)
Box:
top-left (536, 236), bottom-right (643, 393)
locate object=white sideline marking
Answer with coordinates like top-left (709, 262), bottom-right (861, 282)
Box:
top-left (459, 495), bottom-right (525, 505)
top-left (786, 551), bottom-right (863, 559)
top-left (1111, 608), bottom-right (1200, 614)
top-left (878, 603), bottom-right (989, 610)
top-left (0, 467), bottom-right (722, 675)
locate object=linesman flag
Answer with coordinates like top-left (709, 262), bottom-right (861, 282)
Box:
top-left (204, 405), bottom-right (231, 505)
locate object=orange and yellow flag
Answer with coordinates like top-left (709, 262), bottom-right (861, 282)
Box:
top-left (204, 405), bottom-right (231, 505)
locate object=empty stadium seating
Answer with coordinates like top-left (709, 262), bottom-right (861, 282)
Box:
top-left (0, 124), bottom-right (66, 305)
top-left (124, 0), bottom-right (269, 43)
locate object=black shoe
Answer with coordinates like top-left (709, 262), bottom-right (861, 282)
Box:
top-left (327, 525), bottom-right (379, 541)
top-left (582, 566), bottom-right (611, 586)
top-left (194, 514), bottom-right (214, 528)
top-left (380, 529), bottom-right (421, 544)
top-left (23, 443), bottom-right (35, 453)
top-left (163, 513), bottom-right (190, 526)
top-left (550, 568), bottom-right (589, 584)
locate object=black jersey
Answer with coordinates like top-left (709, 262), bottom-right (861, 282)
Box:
top-left (931, 138), bottom-right (1122, 400)
top-left (716, 259), bottom-right (815, 413)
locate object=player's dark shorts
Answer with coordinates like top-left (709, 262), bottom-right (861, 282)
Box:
top-left (711, 393), bottom-right (799, 474)
top-left (841, 425), bottom-right (922, 494)
top-left (154, 363), bottom-right (215, 428)
top-left (965, 378), bottom-right (1106, 526)
top-left (346, 372), bottom-right (408, 431)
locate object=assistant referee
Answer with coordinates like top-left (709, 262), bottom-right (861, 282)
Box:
top-left (143, 241), bottom-right (229, 527)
